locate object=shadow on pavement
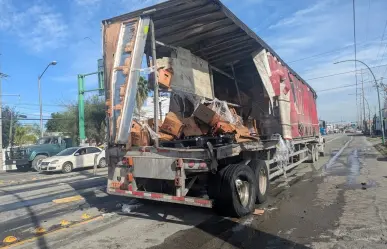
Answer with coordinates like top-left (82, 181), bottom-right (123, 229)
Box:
top-left (0, 189), bottom-right (48, 249)
top-left (114, 199), bottom-right (309, 249)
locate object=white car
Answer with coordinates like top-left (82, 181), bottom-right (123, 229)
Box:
top-left (39, 146), bottom-right (105, 173)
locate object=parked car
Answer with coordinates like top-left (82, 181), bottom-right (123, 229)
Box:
top-left (5, 136), bottom-right (73, 171)
top-left (39, 146), bottom-right (105, 173)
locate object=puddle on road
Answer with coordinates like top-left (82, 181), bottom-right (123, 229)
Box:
top-left (346, 149), bottom-right (360, 184)
top-left (322, 147), bottom-right (378, 190)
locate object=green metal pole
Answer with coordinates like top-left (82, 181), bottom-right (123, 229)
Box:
top-left (78, 75), bottom-right (86, 144)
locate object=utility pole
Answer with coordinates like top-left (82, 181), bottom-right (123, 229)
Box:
top-left (360, 69), bottom-right (366, 132)
top-left (0, 73), bottom-right (5, 170)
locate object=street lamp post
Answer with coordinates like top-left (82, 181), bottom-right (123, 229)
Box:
top-left (334, 59), bottom-right (385, 144)
top-left (348, 92), bottom-right (372, 135)
top-left (38, 61), bottom-right (57, 137)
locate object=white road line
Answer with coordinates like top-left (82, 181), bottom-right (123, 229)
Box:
top-left (325, 136), bottom-right (353, 169)
top-left (326, 135), bottom-right (345, 143)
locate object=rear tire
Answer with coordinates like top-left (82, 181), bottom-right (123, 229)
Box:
top-left (250, 160), bottom-right (269, 204)
top-left (213, 164), bottom-right (257, 217)
top-left (62, 162), bottom-right (73, 173)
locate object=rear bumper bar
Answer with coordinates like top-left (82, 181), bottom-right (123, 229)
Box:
top-left (107, 188), bottom-right (213, 208)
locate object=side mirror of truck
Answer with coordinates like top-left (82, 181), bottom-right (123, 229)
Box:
top-left (74, 153), bottom-right (80, 156)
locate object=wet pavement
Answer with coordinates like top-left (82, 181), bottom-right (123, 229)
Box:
top-left (3, 134), bottom-right (387, 249)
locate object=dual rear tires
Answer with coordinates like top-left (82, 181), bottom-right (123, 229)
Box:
top-left (210, 161), bottom-right (269, 217)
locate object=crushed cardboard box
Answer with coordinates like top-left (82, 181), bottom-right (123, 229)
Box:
top-left (160, 112), bottom-right (184, 138)
top-left (193, 104), bottom-right (220, 126)
top-left (182, 116), bottom-right (203, 137)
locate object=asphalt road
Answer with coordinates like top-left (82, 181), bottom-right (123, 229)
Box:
top-left (2, 134), bottom-right (386, 249)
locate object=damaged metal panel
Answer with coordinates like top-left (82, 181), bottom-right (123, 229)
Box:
top-left (116, 17), bottom-right (150, 144)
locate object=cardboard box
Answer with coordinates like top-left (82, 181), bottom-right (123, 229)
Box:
top-left (147, 118), bottom-right (162, 129)
top-left (131, 120), bottom-right (142, 133)
top-left (160, 112), bottom-right (184, 137)
top-left (131, 130), bottom-right (150, 146)
top-left (182, 117), bottom-right (202, 137)
top-left (198, 122), bottom-right (210, 135)
top-left (119, 84), bottom-right (126, 97)
top-left (235, 125), bottom-right (258, 143)
top-left (214, 121), bottom-right (236, 134)
top-left (158, 131), bottom-right (174, 141)
top-left (158, 68), bottom-right (173, 89)
top-left (193, 104), bottom-right (220, 126)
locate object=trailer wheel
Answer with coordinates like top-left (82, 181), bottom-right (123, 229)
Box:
top-left (250, 160), bottom-right (269, 204)
top-left (214, 164), bottom-right (257, 217)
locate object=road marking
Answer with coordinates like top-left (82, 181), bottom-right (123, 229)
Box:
top-left (52, 195), bottom-right (84, 204)
top-left (60, 220), bottom-right (70, 227)
top-left (2, 237), bottom-right (17, 244)
top-left (325, 136), bottom-right (353, 169)
top-left (0, 216), bottom-right (103, 249)
top-left (81, 213), bottom-right (91, 220)
top-left (326, 135), bottom-right (345, 144)
top-left (35, 227), bottom-right (46, 234)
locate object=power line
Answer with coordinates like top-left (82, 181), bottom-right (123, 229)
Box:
top-left (317, 81), bottom-right (375, 92)
top-left (375, 19), bottom-right (387, 76)
top-left (2, 102), bottom-right (67, 107)
top-left (305, 63), bottom-right (387, 81)
top-left (353, 0), bottom-right (359, 125)
top-left (287, 35), bottom-right (382, 64)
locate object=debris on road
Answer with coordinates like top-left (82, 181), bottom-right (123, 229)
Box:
top-left (253, 209), bottom-right (265, 215)
top-left (122, 200), bottom-right (143, 213)
top-left (102, 213), bottom-right (115, 218)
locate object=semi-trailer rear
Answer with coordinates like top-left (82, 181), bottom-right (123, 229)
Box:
top-left (103, 0), bottom-right (324, 217)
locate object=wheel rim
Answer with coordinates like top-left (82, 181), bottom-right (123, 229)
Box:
top-left (235, 178), bottom-right (250, 207)
top-left (64, 164), bottom-right (71, 172)
top-left (259, 168), bottom-right (267, 195)
top-left (36, 158), bottom-right (44, 171)
top-left (99, 159), bottom-right (106, 167)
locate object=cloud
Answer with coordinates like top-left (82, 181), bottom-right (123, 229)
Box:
top-left (74, 0), bottom-right (101, 6)
top-left (0, 0), bottom-right (68, 52)
top-left (269, 1), bottom-right (330, 29)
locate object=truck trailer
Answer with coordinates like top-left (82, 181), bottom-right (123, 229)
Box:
top-left (103, 0), bottom-right (324, 217)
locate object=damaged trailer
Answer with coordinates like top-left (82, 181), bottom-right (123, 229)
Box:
top-left (103, 0), bottom-right (325, 217)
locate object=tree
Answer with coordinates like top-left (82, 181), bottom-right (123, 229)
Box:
top-left (45, 95), bottom-right (105, 144)
top-left (14, 126), bottom-right (39, 146)
top-left (1, 106), bottom-right (19, 148)
top-left (136, 76), bottom-right (149, 112)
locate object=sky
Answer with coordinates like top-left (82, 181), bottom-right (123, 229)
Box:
top-left (0, 0), bottom-right (387, 126)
